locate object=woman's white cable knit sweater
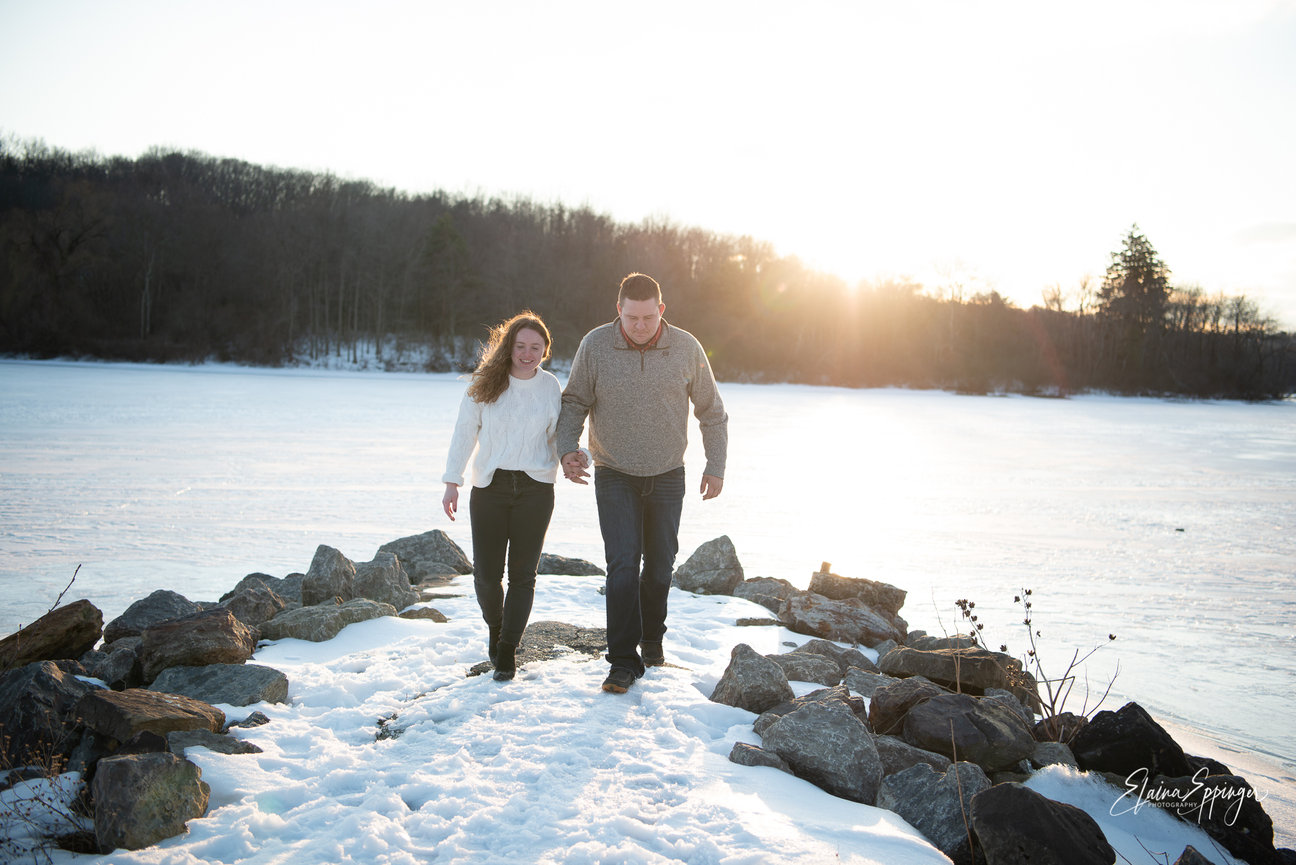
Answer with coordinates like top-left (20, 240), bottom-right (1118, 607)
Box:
top-left (441, 369), bottom-right (562, 488)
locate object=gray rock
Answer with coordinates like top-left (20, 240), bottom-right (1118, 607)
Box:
top-left (843, 668), bottom-right (894, 698)
top-left (868, 676), bottom-right (949, 736)
top-left (104, 590), bottom-right (201, 644)
top-left (378, 530), bottom-right (472, 581)
top-left (791, 638), bottom-right (878, 675)
top-left (1070, 701), bottom-right (1194, 779)
top-left (137, 609), bottom-right (257, 684)
top-left (301, 545), bottom-right (357, 607)
top-left (872, 638), bottom-right (899, 659)
top-left (753, 685), bottom-right (870, 737)
top-left (0, 660), bottom-right (97, 769)
top-left (0, 599), bottom-right (103, 669)
top-left (760, 700), bottom-right (883, 804)
top-left (92, 752), bottom-right (210, 852)
top-left (971, 782), bottom-right (1115, 865)
top-left (354, 551), bottom-right (419, 610)
top-left (1030, 740), bottom-right (1078, 769)
top-left (984, 688), bottom-right (1035, 726)
top-left (710, 643), bottom-right (795, 714)
top-left (259, 598), bottom-right (397, 643)
top-left (874, 734), bottom-right (954, 776)
top-left (1173, 848), bottom-right (1215, 865)
top-left (878, 762), bottom-right (990, 865)
top-left (76, 688), bottom-right (225, 743)
top-left (83, 638), bottom-right (142, 690)
top-left (879, 646), bottom-right (1030, 695)
top-left (902, 693), bottom-right (1037, 773)
top-left (218, 583), bottom-right (285, 627)
top-left (466, 621), bottom-right (608, 677)
top-left (765, 651), bottom-right (842, 687)
top-left (779, 591), bottom-right (905, 646)
top-left (537, 553), bottom-right (604, 576)
top-left (907, 633), bottom-right (979, 651)
top-left (399, 607), bottom-right (449, 623)
top-left (808, 566), bottom-right (907, 618)
top-left (672, 535), bottom-right (744, 595)
top-left (728, 742), bottom-right (792, 774)
top-left (732, 577), bottom-right (798, 614)
top-left (166, 729), bottom-right (263, 756)
top-left (148, 663), bottom-right (289, 706)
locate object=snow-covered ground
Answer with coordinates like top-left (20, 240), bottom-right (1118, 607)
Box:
top-left (6, 576), bottom-right (1284, 863)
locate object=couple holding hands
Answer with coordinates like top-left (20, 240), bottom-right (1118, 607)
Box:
top-left (440, 272), bottom-right (728, 693)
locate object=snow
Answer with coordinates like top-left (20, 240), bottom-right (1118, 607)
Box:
top-left (8, 576), bottom-right (1272, 864)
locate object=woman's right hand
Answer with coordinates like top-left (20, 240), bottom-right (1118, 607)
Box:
top-left (442, 483), bottom-right (459, 520)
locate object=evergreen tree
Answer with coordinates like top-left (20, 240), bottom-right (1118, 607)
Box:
top-left (1098, 225), bottom-right (1171, 333)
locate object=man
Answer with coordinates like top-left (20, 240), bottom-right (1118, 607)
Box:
top-left (557, 272), bottom-right (728, 694)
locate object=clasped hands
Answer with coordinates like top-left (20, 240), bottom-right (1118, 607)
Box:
top-left (560, 450), bottom-right (723, 500)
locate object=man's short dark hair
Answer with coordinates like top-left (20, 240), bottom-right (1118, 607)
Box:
top-left (618, 272), bottom-right (662, 305)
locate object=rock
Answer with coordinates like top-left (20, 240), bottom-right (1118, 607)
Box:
top-left (971, 782), bottom-right (1116, 865)
top-left (878, 646), bottom-right (1029, 695)
top-left (736, 617), bottom-right (781, 627)
top-left (778, 591), bottom-right (906, 646)
top-left (1033, 711), bottom-right (1087, 744)
top-left (301, 545), bottom-right (357, 607)
top-left (103, 590), bottom-right (201, 644)
top-left (843, 668), bottom-right (894, 698)
top-left (537, 553), bottom-right (604, 576)
top-left (672, 535), bottom-right (744, 595)
top-left (710, 643), bottom-right (795, 714)
top-left (872, 639), bottom-right (900, 661)
top-left (378, 530), bottom-right (472, 581)
top-left (0, 660), bottom-right (97, 768)
top-left (728, 742), bottom-right (791, 773)
top-left (82, 638), bottom-right (143, 690)
top-left (1030, 740), bottom-right (1078, 769)
top-left (259, 598), bottom-right (397, 642)
top-left (91, 752), bottom-right (210, 852)
top-left (148, 663), bottom-right (289, 706)
top-left (76, 688), bottom-right (224, 743)
top-left (907, 633), bottom-right (979, 651)
top-left (868, 676), bottom-right (948, 736)
top-left (1173, 848), bottom-right (1214, 865)
top-left (464, 621), bottom-right (608, 677)
top-left (790, 638), bottom-right (877, 676)
top-left (732, 577), bottom-right (798, 614)
top-left (1186, 753), bottom-right (1232, 777)
top-left (874, 734), bottom-right (953, 776)
top-left (760, 700), bottom-right (883, 804)
top-left (166, 729), bottom-right (263, 756)
top-left (808, 565), bottom-right (906, 618)
top-left (0, 599), bottom-right (103, 669)
top-left (221, 572), bottom-right (304, 607)
top-left (765, 651), bottom-right (842, 686)
top-left (230, 711), bottom-right (271, 729)
top-left (354, 551), bottom-right (419, 610)
top-left (877, 762), bottom-right (990, 865)
top-left (1136, 773), bottom-right (1276, 865)
top-left (399, 607), bottom-right (449, 623)
top-left (218, 583), bottom-right (285, 627)
top-left (113, 729), bottom-right (171, 755)
top-left (137, 608), bottom-right (257, 684)
top-left (1070, 702), bottom-right (1194, 779)
top-left (984, 689), bottom-right (1034, 727)
top-left (753, 685), bottom-right (871, 737)
top-left (902, 693), bottom-right (1037, 773)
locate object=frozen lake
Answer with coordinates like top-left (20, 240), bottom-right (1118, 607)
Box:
top-left (2, 359), bottom-right (1294, 771)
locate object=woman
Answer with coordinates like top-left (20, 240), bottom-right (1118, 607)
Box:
top-left (442, 311), bottom-right (561, 681)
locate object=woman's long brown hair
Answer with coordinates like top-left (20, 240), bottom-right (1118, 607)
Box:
top-left (466, 311), bottom-right (552, 404)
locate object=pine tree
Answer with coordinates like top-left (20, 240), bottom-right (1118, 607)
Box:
top-left (1098, 225), bottom-right (1171, 334)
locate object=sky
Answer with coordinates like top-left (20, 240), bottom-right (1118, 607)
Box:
top-left (2, 0), bottom-right (1295, 327)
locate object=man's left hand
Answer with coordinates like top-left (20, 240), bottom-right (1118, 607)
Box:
top-left (700, 474), bottom-right (723, 500)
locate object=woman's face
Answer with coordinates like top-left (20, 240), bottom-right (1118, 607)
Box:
top-left (510, 327), bottom-right (547, 378)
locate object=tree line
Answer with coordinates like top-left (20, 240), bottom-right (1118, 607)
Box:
top-left (1, 138), bottom-right (1291, 399)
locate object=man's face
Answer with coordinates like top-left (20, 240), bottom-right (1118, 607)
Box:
top-left (618, 298), bottom-right (665, 345)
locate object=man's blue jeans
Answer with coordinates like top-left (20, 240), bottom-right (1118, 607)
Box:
top-left (594, 465), bottom-right (685, 677)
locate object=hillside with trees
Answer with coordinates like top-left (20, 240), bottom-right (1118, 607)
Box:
top-left (1, 138), bottom-right (1291, 398)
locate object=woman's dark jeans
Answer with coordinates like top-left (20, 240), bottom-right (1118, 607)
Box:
top-left (469, 470), bottom-right (554, 646)
top-left (594, 465), bottom-right (685, 677)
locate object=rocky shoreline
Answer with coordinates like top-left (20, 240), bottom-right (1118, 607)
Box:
top-left (0, 530), bottom-right (1290, 863)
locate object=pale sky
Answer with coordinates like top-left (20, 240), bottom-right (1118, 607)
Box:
top-left (4, 0), bottom-right (1295, 327)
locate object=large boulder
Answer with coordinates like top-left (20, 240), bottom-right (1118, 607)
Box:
top-left (902, 693), bottom-right (1036, 773)
top-left (808, 565), bottom-right (907, 618)
top-left (753, 685), bottom-right (870, 737)
top-left (971, 782), bottom-right (1115, 865)
top-left (868, 676), bottom-right (949, 735)
top-left (778, 591), bottom-right (905, 646)
top-left (0, 599), bottom-right (103, 670)
top-left (878, 646), bottom-right (1029, 695)
top-left (377, 530), bottom-right (472, 581)
top-left (672, 535), bottom-right (744, 595)
top-left (148, 663), bottom-right (289, 706)
top-left (790, 638), bottom-right (878, 676)
top-left (765, 650), bottom-right (842, 687)
top-left (874, 734), bottom-right (953, 777)
top-left (301, 545), bottom-right (357, 607)
top-left (537, 553), bottom-right (604, 576)
top-left (259, 598), bottom-right (396, 643)
top-left (103, 590), bottom-right (201, 644)
top-left (759, 700), bottom-right (883, 804)
top-left (732, 577), bottom-right (798, 614)
top-left (218, 583), bottom-right (286, 627)
top-left (81, 638), bottom-right (143, 690)
top-left (709, 643), bottom-right (795, 714)
top-left (1070, 701), bottom-right (1194, 779)
top-left (220, 572), bottom-right (303, 607)
top-left (76, 688), bottom-right (224, 743)
top-left (878, 762), bottom-right (990, 865)
top-left (136, 609), bottom-right (257, 684)
top-left (843, 667), bottom-right (894, 698)
top-left (0, 660), bottom-right (96, 768)
top-left (354, 551), bottom-right (419, 610)
top-left (92, 752), bottom-right (210, 852)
